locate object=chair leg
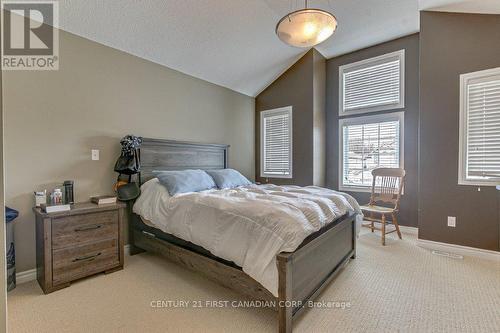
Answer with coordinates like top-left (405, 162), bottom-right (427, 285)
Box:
top-left (381, 214), bottom-right (386, 246)
top-left (370, 212), bottom-right (374, 232)
top-left (392, 213), bottom-right (402, 240)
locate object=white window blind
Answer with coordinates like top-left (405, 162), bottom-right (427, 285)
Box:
top-left (340, 112), bottom-right (403, 190)
top-left (459, 68), bottom-right (500, 185)
top-left (339, 50), bottom-right (405, 115)
top-left (261, 107), bottom-right (292, 178)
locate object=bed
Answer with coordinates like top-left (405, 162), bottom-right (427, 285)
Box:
top-left (128, 138), bottom-right (359, 333)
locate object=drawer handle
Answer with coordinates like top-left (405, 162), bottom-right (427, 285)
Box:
top-left (74, 225), bottom-right (102, 232)
top-left (72, 252), bottom-right (102, 262)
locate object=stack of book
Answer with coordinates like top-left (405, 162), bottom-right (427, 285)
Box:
top-left (91, 195), bottom-right (117, 205)
top-left (40, 204), bottom-right (71, 213)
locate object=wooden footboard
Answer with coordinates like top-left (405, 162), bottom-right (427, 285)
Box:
top-left (129, 212), bottom-right (356, 333)
top-left (131, 227), bottom-right (276, 303)
top-left (276, 212), bottom-right (356, 332)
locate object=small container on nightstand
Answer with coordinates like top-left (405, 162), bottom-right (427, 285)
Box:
top-left (33, 202), bottom-right (126, 294)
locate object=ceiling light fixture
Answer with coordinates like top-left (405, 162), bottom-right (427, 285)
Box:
top-left (276, 0), bottom-right (337, 48)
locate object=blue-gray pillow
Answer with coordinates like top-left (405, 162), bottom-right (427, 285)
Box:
top-left (155, 170), bottom-right (216, 195)
top-left (206, 169), bottom-right (252, 189)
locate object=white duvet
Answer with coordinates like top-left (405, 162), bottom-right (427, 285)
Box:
top-left (133, 179), bottom-right (363, 297)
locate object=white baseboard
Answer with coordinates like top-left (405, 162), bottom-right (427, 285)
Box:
top-left (362, 220), bottom-right (418, 235)
top-left (398, 225), bottom-right (418, 235)
top-left (16, 268), bottom-right (37, 284)
top-left (417, 239), bottom-right (500, 262)
top-left (15, 244), bottom-right (133, 285)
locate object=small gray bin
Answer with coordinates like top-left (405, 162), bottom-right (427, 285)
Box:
top-left (6, 207), bottom-right (18, 292)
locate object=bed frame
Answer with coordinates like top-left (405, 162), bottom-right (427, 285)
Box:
top-left (128, 138), bottom-right (356, 333)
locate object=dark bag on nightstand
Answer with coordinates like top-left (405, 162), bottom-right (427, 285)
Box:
top-left (116, 182), bottom-right (141, 201)
top-left (114, 135), bottom-right (142, 202)
top-left (114, 135), bottom-right (142, 175)
top-left (114, 148), bottom-right (141, 175)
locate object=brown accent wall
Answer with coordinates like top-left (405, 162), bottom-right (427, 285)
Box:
top-left (255, 49), bottom-right (326, 186)
top-left (419, 11), bottom-right (500, 251)
top-left (313, 50), bottom-right (326, 186)
top-left (326, 34), bottom-right (420, 227)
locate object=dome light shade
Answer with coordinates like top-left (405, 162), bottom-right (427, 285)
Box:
top-left (276, 9), bottom-right (337, 48)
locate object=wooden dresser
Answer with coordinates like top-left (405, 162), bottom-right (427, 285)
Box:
top-left (34, 202), bottom-right (126, 294)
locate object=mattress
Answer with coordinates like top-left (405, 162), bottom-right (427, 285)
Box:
top-left (133, 179), bottom-right (363, 296)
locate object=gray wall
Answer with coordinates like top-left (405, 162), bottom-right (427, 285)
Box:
top-left (419, 11), bottom-right (500, 251)
top-left (3, 29), bottom-right (255, 272)
top-left (326, 34), bottom-right (420, 227)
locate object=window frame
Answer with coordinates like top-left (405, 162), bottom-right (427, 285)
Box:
top-left (458, 67), bottom-right (500, 186)
top-left (260, 106), bottom-right (293, 179)
top-left (338, 111), bottom-right (405, 192)
top-left (339, 49), bottom-right (405, 116)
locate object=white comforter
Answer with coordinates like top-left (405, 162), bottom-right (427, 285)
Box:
top-left (133, 179), bottom-right (363, 296)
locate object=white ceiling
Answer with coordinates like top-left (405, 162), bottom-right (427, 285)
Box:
top-left (53, 1), bottom-right (499, 96)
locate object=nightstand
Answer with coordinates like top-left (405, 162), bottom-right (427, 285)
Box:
top-left (33, 202), bottom-right (126, 294)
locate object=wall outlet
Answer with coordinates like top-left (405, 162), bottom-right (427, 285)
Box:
top-left (447, 216), bottom-right (456, 227)
top-left (91, 149), bottom-right (100, 161)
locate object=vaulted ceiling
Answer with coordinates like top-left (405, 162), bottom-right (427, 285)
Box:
top-left (57, 0), bottom-right (500, 97)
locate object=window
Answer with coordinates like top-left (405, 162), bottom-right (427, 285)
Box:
top-left (261, 106), bottom-right (293, 178)
top-left (339, 50), bottom-right (405, 115)
top-left (459, 67), bottom-right (500, 186)
top-left (339, 112), bottom-right (404, 191)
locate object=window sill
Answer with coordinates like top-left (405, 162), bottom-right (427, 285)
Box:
top-left (339, 102), bottom-right (404, 117)
top-left (339, 185), bottom-right (407, 196)
top-left (458, 179), bottom-right (500, 187)
top-left (338, 185), bottom-right (372, 193)
top-left (260, 174), bottom-right (293, 179)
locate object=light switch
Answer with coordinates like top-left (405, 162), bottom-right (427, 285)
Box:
top-left (91, 149), bottom-right (99, 161)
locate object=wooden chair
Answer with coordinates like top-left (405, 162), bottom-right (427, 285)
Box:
top-left (360, 168), bottom-right (405, 245)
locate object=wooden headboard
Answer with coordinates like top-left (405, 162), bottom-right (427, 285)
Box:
top-left (139, 138), bottom-right (229, 184)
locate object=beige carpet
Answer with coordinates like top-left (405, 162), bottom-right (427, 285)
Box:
top-left (8, 228), bottom-right (500, 332)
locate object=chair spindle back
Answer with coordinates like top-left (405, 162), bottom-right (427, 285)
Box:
top-left (369, 168), bottom-right (406, 211)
